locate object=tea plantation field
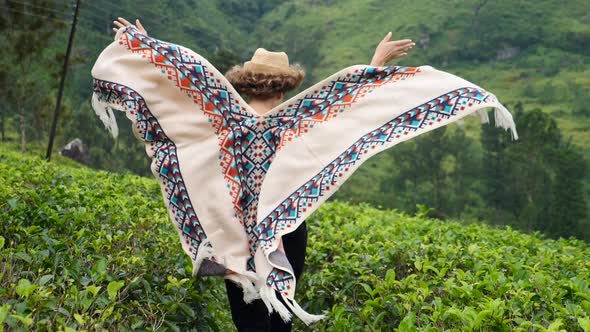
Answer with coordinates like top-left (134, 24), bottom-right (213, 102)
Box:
top-left (1, 147), bottom-right (589, 331)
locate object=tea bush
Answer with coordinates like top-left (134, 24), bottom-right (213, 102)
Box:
top-left (1, 147), bottom-right (589, 331)
top-left (299, 203), bottom-right (590, 331)
top-left (0, 148), bottom-right (233, 331)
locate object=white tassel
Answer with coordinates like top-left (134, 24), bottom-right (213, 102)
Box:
top-left (493, 103), bottom-right (519, 141)
top-left (91, 92), bottom-right (119, 139)
top-left (257, 284), bottom-right (326, 325)
top-left (191, 238), bottom-right (215, 278)
top-left (258, 285), bottom-right (292, 323)
top-left (476, 108), bottom-right (490, 124)
top-left (282, 295), bottom-right (327, 325)
top-left (224, 273), bottom-right (261, 303)
top-left (483, 93), bottom-right (518, 141)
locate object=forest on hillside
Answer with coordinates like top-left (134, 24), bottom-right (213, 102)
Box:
top-left (0, 0), bottom-right (588, 241)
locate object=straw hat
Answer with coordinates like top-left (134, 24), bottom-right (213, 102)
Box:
top-left (225, 48), bottom-right (305, 98)
top-left (242, 48), bottom-right (300, 76)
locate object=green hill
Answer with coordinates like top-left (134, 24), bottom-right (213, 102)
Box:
top-left (252, 0), bottom-right (590, 149)
top-left (68, 0), bottom-right (590, 149)
top-left (1, 145), bottom-right (589, 331)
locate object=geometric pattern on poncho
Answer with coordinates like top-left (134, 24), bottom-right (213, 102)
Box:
top-left (117, 28), bottom-right (422, 268)
top-left (92, 79), bottom-right (208, 262)
top-left (261, 87), bottom-right (491, 292)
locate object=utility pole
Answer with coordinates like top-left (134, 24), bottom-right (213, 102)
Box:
top-left (46, 0), bottom-right (81, 161)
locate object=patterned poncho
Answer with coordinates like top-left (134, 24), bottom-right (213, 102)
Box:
top-left (90, 25), bottom-right (518, 324)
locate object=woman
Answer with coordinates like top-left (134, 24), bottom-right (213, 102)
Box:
top-left (112, 17), bottom-right (416, 332)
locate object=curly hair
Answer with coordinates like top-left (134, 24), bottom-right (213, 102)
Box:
top-left (225, 64), bottom-right (305, 99)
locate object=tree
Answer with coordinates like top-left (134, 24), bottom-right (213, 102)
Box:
top-left (0, 64), bottom-right (8, 141)
top-left (471, 0), bottom-right (489, 38)
top-left (392, 126), bottom-right (453, 216)
top-left (480, 105), bottom-right (518, 224)
top-left (1, 1), bottom-right (67, 152)
top-left (547, 138), bottom-right (588, 239)
top-left (445, 126), bottom-right (482, 217)
top-left (510, 108), bottom-right (562, 232)
top-left (209, 49), bottom-right (242, 74)
top-left (480, 103), bottom-right (589, 241)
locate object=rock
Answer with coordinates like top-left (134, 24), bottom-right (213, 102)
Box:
top-left (496, 46), bottom-right (520, 60)
top-left (418, 33), bottom-right (430, 49)
top-left (59, 138), bottom-right (90, 165)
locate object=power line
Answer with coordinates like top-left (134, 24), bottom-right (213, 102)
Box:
top-left (77, 16), bottom-right (111, 33)
top-left (78, 2), bottom-right (112, 17)
top-left (79, 1), bottom-right (173, 23)
top-left (0, 6), bottom-right (69, 24)
top-left (76, 9), bottom-right (124, 33)
top-left (5, 0), bottom-right (130, 25)
top-left (75, 9), bottom-right (140, 34)
top-left (81, 2), bottom-right (136, 19)
top-left (78, 13), bottom-right (105, 23)
top-left (80, 1), bottom-right (120, 14)
top-left (5, 0), bottom-right (70, 17)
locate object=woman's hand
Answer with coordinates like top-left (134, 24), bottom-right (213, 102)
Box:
top-left (112, 17), bottom-right (148, 36)
top-left (370, 32), bottom-right (415, 66)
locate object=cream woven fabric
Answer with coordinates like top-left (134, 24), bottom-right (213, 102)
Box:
top-left (91, 25), bottom-right (518, 324)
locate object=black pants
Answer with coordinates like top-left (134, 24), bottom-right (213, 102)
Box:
top-left (225, 222), bottom-right (308, 332)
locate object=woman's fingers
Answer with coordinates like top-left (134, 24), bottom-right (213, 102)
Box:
top-left (382, 31), bottom-right (393, 43)
top-left (136, 19), bottom-right (148, 35)
top-left (393, 41), bottom-right (414, 54)
top-left (113, 17), bottom-right (141, 35)
top-left (389, 39), bottom-right (414, 47)
top-left (117, 17), bottom-right (132, 26)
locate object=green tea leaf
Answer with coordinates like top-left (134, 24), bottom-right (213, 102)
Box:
top-left (15, 279), bottom-right (37, 297)
top-left (398, 312), bottom-right (418, 332)
top-left (13, 252), bottom-right (32, 263)
top-left (414, 260), bottom-right (423, 271)
top-left (548, 319), bottom-right (564, 332)
top-left (92, 258), bottom-right (107, 278)
top-left (385, 269), bottom-right (396, 285)
top-left (360, 283), bottom-right (372, 296)
top-left (578, 317), bottom-right (590, 332)
top-left (86, 285), bottom-right (101, 297)
top-left (74, 313), bottom-right (85, 325)
top-left (107, 280), bottom-right (125, 301)
top-left (10, 313), bottom-right (33, 327)
top-left (39, 275), bottom-right (53, 286)
top-left (6, 198), bottom-right (17, 210)
top-left (0, 304), bottom-right (11, 330)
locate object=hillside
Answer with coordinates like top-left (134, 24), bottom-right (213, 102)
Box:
top-left (68, 0), bottom-right (590, 149)
top-left (1, 145), bottom-right (589, 331)
top-left (39, 0), bottom-right (587, 240)
top-left (3, 0), bottom-right (583, 234)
